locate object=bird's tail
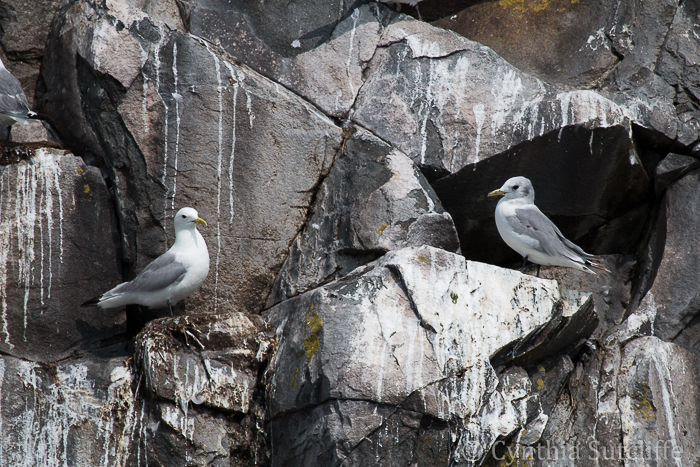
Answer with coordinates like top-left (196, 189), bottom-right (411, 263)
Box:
top-left (81, 297), bottom-right (101, 307)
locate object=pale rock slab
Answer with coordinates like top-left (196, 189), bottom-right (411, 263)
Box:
top-left (267, 245), bottom-right (590, 464)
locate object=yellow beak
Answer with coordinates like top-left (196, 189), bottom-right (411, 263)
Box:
top-left (194, 217), bottom-right (207, 226)
top-left (487, 189), bottom-right (506, 199)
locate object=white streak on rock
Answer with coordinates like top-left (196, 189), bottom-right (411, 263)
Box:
top-left (473, 104), bottom-right (485, 163)
top-left (490, 69), bottom-right (522, 140)
top-left (224, 62), bottom-right (239, 226)
top-left (0, 175), bottom-right (12, 348)
top-left (204, 42), bottom-right (224, 312)
top-left (345, 9), bottom-right (360, 97)
top-left (171, 41), bottom-right (180, 213)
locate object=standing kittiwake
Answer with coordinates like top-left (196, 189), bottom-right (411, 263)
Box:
top-left (487, 176), bottom-right (610, 275)
top-left (82, 207), bottom-right (210, 314)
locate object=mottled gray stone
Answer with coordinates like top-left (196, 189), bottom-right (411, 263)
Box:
top-left (644, 169), bottom-right (700, 354)
top-left (268, 127), bottom-right (460, 306)
top-left (0, 0), bottom-right (63, 103)
top-left (0, 149), bottom-right (124, 361)
top-left (531, 254), bottom-right (635, 330)
top-left (267, 246), bottom-right (568, 464)
top-left (0, 353), bottom-right (140, 466)
top-left (619, 337), bottom-right (700, 466)
top-left (9, 120), bottom-right (51, 142)
top-left (136, 312), bottom-right (268, 414)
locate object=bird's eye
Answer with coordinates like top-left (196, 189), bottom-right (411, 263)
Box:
top-left (513, 185), bottom-right (519, 190)
top-left (181, 215), bottom-right (186, 218)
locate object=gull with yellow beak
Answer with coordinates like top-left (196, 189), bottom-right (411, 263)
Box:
top-left (82, 207), bottom-right (210, 315)
top-left (488, 176), bottom-right (610, 276)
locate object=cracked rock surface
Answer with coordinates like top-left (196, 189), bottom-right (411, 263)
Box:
top-left (0, 0), bottom-right (699, 465)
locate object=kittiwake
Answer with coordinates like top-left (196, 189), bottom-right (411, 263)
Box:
top-left (82, 207), bottom-right (210, 314)
top-left (0, 56), bottom-right (38, 127)
top-left (487, 176), bottom-right (610, 275)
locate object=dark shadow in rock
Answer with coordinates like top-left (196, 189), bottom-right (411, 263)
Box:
top-left (432, 124), bottom-right (650, 266)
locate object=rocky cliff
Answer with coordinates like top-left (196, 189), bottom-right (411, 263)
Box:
top-left (0, 0), bottom-right (699, 465)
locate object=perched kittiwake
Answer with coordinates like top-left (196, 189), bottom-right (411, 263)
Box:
top-left (0, 56), bottom-right (38, 127)
top-left (487, 176), bottom-right (610, 275)
top-left (82, 207), bottom-right (210, 314)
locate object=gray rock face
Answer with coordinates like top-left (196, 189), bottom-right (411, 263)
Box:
top-left (267, 245), bottom-right (592, 465)
top-left (0, 149), bottom-right (124, 361)
top-left (40, 0), bottom-right (342, 313)
top-left (4, 0), bottom-right (700, 465)
top-left (643, 169), bottom-right (700, 354)
top-left (654, 153), bottom-right (700, 195)
top-left (0, 352), bottom-right (139, 466)
top-left (432, 0), bottom-right (700, 148)
top-left (136, 312), bottom-right (267, 414)
top-left (0, 0), bottom-right (63, 104)
top-left (135, 312), bottom-right (271, 466)
top-left (267, 127), bottom-right (460, 306)
top-left (618, 337), bottom-right (700, 466)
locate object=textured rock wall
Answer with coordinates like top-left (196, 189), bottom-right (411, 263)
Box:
top-left (0, 0), bottom-right (699, 465)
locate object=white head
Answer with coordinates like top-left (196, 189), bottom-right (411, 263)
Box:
top-left (487, 176), bottom-right (535, 203)
top-left (174, 207), bottom-right (207, 232)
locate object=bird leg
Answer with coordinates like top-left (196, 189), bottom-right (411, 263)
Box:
top-left (537, 265), bottom-right (541, 277)
top-left (520, 255), bottom-right (529, 272)
top-left (167, 299), bottom-right (174, 317)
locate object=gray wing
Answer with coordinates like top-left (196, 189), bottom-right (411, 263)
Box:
top-left (0, 68), bottom-right (31, 118)
top-left (509, 206), bottom-right (592, 260)
top-left (106, 252), bottom-right (187, 297)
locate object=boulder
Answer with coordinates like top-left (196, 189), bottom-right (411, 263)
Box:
top-left (267, 245), bottom-right (591, 464)
top-left (267, 127), bottom-right (460, 306)
top-left (136, 312), bottom-right (269, 414)
top-left (432, 0), bottom-right (621, 90)
top-left (0, 149), bottom-right (124, 361)
top-left (40, 0), bottom-right (343, 313)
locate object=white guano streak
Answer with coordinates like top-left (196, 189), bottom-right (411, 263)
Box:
top-left (224, 62), bottom-right (238, 225)
top-left (473, 104), bottom-right (486, 164)
top-left (171, 41), bottom-right (180, 213)
top-left (419, 61), bottom-right (435, 165)
top-left (1, 153), bottom-right (64, 348)
top-left (345, 8), bottom-right (360, 97)
top-left (0, 173), bottom-right (12, 348)
top-left (204, 43), bottom-right (223, 312)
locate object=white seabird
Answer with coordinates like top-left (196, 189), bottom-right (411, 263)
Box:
top-left (0, 57), bottom-right (37, 127)
top-left (487, 176), bottom-right (610, 275)
top-left (82, 207), bottom-right (210, 314)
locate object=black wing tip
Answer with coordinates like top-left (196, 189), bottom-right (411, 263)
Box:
top-left (81, 297), bottom-right (101, 307)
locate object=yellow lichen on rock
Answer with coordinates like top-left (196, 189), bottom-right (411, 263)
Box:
top-left (304, 304), bottom-right (323, 362)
